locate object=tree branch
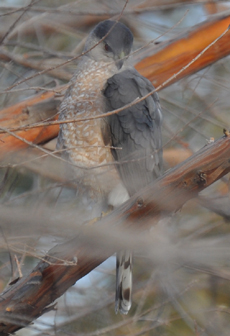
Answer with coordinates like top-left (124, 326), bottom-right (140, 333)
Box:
top-left (135, 13), bottom-right (230, 86)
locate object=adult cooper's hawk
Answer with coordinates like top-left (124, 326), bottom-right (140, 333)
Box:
top-left (57, 20), bottom-right (163, 314)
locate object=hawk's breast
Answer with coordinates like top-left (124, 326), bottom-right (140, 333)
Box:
top-left (59, 58), bottom-right (115, 168)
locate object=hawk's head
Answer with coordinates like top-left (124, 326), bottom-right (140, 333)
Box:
top-left (84, 20), bottom-right (133, 69)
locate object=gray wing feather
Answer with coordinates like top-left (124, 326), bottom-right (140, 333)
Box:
top-left (103, 68), bottom-right (163, 196)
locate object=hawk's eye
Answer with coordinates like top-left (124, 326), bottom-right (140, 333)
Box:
top-left (104, 43), bottom-right (111, 52)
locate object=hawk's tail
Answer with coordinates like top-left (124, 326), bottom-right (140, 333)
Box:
top-left (115, 250), bottom-right (132, 314)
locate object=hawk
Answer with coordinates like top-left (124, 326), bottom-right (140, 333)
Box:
top-left (57, 20), bottom-right (163, 314)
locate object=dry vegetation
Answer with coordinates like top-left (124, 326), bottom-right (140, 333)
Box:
top-left (1, 1), bottom-right (230, 335)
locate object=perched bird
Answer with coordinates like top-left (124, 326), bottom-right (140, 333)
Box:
top-left (57, 20), bottom-right (163, 314)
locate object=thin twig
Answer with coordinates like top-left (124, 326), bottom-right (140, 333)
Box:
top-left (0, 0), bottom-right (41, 45)
top-left (0, 1), bottom-right (223, 17)
top-left (14, 255), bottom-right (23, 278)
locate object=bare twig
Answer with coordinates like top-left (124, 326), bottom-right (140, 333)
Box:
top-left (3, 0), bottom-right (129, 92)
top-left (14, 255), bottom-right (22, 279)
top-left (0, 0), bottom-right (41, 45)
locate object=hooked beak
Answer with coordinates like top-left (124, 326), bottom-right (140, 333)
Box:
top-left (116, 51), bottom-right (126, 69)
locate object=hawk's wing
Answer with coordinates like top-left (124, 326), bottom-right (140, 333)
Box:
top-left (103, 68), bottom-right (163, 196)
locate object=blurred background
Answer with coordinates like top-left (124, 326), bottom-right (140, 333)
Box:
top-left (1, 0), bottom-right (230, 335)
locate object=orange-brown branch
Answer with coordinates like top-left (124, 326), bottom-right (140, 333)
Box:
top-left (0, 93), bottom-right (61, 156)
top-left (135, 14), bottom-right (230, 86)
top-left (136, 15), bottom-right (230, 86)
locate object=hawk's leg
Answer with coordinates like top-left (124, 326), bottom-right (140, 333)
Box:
top-left (115, 250), bottom-right (132, 314)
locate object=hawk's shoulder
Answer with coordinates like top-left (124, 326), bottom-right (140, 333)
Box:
top-left (104, 67), bottom-right (162, 126)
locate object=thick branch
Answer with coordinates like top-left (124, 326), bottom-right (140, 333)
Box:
top-left (0, 92), bottom-right (62, 157)
top-left (135, 13), bottom-right (230, 86)
top-left (0, 134), bottom-right (230, 335)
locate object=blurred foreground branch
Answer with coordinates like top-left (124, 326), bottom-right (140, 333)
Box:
top-left (0, 133), bottom-right (230, 335)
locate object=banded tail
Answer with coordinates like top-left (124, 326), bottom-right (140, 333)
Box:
top-left (115, 250), bottom-right (132, 314)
